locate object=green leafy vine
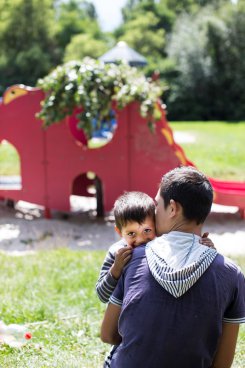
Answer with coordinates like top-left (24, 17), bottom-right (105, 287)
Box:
top-left (37, 58), bottom-right (163, 139)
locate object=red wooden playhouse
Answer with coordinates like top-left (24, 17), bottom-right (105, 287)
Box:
top-left (0, 85), bottom-right (245, 217)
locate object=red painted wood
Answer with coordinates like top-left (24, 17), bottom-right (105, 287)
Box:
top-left (0, 85), bottom-right (244, 215)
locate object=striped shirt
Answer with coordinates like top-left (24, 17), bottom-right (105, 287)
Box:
top-left (96, 239), bottom-right (127, 303)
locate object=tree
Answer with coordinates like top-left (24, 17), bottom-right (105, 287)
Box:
top-left (64, 34), bottom-right (108, 61)
top-left (0, 0), bottom-right (57, 93)
top-left (0, 0), bottom-right (105, 94)
top-left (122, 0), bottom-right (174, 32)
top-left (115, 1), bottom-right (171, 77)
top-left (122, 12), bottom-right (165, 58)
top-left (121, 0), bottom-right (230, 31)
top-left (55, 0), bottom-right (99, 50)
top-left (166, 3), bottom-right (245, 120)
top-left (206, 2), bottom-right (245, 119)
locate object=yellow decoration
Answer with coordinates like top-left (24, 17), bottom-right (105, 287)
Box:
top-left (161, 128), bottom-right (173, 145)
top-left (3, 85), bottom-right (28, 105)
top-left (175, 150), bottom-right (187, 165)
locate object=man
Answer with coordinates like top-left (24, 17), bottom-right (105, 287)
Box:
top-left (101, 166), bottom-right (245, 368)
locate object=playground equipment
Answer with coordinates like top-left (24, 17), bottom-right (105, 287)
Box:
top-left (0, 84), bottom-right (244, 217)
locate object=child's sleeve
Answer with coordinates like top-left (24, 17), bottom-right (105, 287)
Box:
top-left (96, 242), bottom-right (124, 303)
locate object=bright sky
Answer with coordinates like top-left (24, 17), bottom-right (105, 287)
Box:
top-left (90, 0), bottom-right (237, 31)
top-left (85, 1), bottom-right (238, 31)
top-left (89, 0), bottom-right (127, 32)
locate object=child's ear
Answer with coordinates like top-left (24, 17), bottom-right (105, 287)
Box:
top-left (115, 226), bottom-right (122, 237)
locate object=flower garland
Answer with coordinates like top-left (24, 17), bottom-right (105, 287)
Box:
top-left (37, 58), bottom-right (163, 139)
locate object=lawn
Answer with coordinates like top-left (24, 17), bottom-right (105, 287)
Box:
top-left (0, 141), bottom-right (20, 176)
top-left (169, 121), bottom-right (245, 181)
top-left (1, 121), bottom-right (245, 181)
top-left (0, 249), bottom-right (244, 368)
top-left (0, 250), bottom-right (107, 367)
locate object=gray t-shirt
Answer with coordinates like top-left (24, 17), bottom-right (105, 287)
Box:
top-left (110, 245), bottom-right (245, 368)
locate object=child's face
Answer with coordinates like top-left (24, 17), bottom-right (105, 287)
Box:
top-left (116, 216), bottom-right (156, 248)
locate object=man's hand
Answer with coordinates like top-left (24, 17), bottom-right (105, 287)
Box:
top-left (110, 245), bottom-right (133, 279)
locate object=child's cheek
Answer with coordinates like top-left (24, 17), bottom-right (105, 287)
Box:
top-left (149, 234), bottom-right (156, 241)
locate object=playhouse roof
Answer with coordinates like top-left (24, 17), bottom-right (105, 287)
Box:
top-left (99, 41), bottom-right (147, 67)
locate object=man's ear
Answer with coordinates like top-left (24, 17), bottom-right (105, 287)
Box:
top-left (169, 199), bottom-right (178, 217)
top-left (115, 226), bottom-right (122, 237)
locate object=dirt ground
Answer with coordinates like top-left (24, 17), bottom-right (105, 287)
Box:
top-left (0, 201), bottom-right (244, 258)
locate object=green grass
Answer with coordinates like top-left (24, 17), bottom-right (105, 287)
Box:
top-left (0, 249), bottom-right (244, 367)
top-left (169, 121), bottom-right (245, 181)
top-left (0, 249), bottom-right (107, 367)
top-left (0, 142), bottom-right (20, 176)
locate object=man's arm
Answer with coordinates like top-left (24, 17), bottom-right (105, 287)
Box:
top-left (101, 303), bottom-right (122, 345)
top-left (211, 322), bottom-right (240, 368)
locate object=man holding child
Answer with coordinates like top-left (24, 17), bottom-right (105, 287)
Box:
top-left (99, 166), bottom-right (245, 368)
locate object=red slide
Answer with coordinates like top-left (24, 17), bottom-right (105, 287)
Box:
top-left (209, 178), bottom-right (245, 217)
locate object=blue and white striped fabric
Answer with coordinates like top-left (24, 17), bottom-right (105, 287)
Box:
top-left (146, 231), bottom-right (218, 298)
top-left (96, 239), bottom-right (127, 303)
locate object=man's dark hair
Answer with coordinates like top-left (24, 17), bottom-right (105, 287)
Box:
top-left (113, 191), bottom-right (155, 231)
top-left (160, 166), bottom-right (213, 225)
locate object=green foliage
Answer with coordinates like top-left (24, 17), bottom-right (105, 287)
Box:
top-left (119, 0), bottom-right (174, 76)
top-left (121, 12), bottom-right (166, 58)
top-left (37, 58), bottom-right (162, 138)
top-left (166, 10), bottom-right (213, 119)
top-left (64, 34), bottom-right (108, 62)
top-left (0, 0), bottom-right (244, 122)
top-left (166, 3), bottom-right (245, 120)
top-left (55, 0), bottom-right (100, 50)
top-left (205, 2), bottom-right (245, 120)
top-left (164, 0), bottom-right (228, 14)
top-left (0, 0), bottom-right (105, 95)
top-left (117, 0), bottom-right (175, 80)
top-left (0, 0), bottom-right (58, 93)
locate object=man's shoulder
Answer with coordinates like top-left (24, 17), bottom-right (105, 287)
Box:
top-left (124, 245), bottom-right (147, 271)
top-left (214, 253), bottom-right (241, 268)
top-left (132, 244), bottom-right (146, 258)
top-left (212, 253), bottom-right (244, 278)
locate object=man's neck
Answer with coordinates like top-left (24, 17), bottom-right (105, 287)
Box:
top-left (168, 219), bottom-right (203, 237)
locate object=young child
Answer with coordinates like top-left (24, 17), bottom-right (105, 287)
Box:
top-left (96, 191), bottom-right (214, 367)
top-left (96, 191), bottom-right (156, 303)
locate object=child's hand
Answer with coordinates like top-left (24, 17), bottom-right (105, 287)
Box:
top-left (110, 246), bottom-right (133, 280)
top-left (200, 232), bottom-right (216, 250)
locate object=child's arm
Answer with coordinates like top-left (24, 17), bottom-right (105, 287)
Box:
top-left (96, 242), bottom-right (132, 303)
top-left (96, 249), bottom-right (118, 303)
